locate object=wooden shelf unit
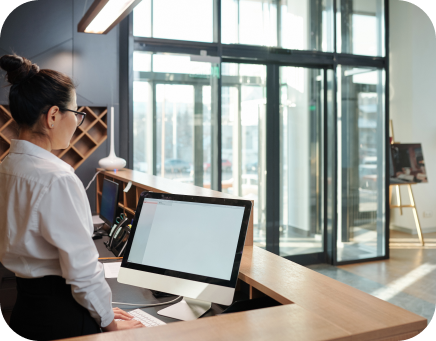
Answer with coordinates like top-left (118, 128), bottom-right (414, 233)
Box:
top-left (0, 105), bottom-right (107, 170)
top-left (96, 171), bottom-right (159, 223)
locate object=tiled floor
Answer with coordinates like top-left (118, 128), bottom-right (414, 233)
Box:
top-left (308, 230), bottom-right (436, 323)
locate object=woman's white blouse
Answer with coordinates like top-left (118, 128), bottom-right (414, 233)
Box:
top-left (0, 139), bottom-right (114, 327)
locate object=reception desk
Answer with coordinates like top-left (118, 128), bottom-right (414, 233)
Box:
top-left (67, 169), bottom-right (427, 341)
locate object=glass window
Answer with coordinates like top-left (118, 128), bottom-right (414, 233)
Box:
top-left (152, 54), bottom-right (211, 75)
top-left (336, 0), bottom-right (385, 56)
top-left (279, 66), bottom-right (325, 257)
top-left (222, 0), bottom-right (277, 46)
top-left (133, 51), bottom-right (151, 72)
top-left (222, 0), bottom-right (333, 51)
top-left (280, 0), bottom-right (334, 52)
top-left (133, 0), bottom-right (151, 37)
top-left (337, 65), bottom-right (385, 262)
top-left (133, 81), bottom-right (153, 174)
top-left (133, 0), bottom-right (213, 42)
top-left (133, 52), bottom-right (153, 174)
top-left (222, 63), bottom-right (267, 249)
top-left (133, 53), bottom-right (219, 190)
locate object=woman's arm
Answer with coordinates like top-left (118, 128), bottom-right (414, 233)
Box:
top-left (36, 174), bottom-right (140, 330)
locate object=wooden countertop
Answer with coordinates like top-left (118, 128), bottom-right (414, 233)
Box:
top-left (72, 169), bottom-right (427, 341)
top-left (102, 168), bottom-right (236, 199)
top-left (238, 247), bottom-right (426, 340)
top-left (67, 304), bottom-right (352, 341)
top-left (99, 169), bottom-right (254, 246)
top-left (65, 247), bottom-right (426, 341)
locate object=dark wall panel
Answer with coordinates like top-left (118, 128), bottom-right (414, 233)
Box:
top-left (0, 0), bottom-right (120, 213)
top-left (0, 0), bottom-right (73, 62)
top-left (73, 0), bottom-right (120, 108)
top-left (32, 40), bottom-right (74, 77)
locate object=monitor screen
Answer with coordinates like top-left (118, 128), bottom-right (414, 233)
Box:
top-left (127, 198), bottom-right (245, 281)
top-left (100, 179), bottom-right (119, 226)
top-left (119, 192), bottom-right (252, 305)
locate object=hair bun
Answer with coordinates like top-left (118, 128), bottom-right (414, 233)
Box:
top-left (0, 54), bottom-right (40, 85)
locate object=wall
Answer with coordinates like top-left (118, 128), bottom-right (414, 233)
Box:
top-left (389, 0), bottom-right (436, 233)
top-left (0, 0), bottom-right (120, 213)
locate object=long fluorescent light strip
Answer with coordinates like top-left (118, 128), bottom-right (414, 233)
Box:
top-left (85, 0), bottom-right (136, 34)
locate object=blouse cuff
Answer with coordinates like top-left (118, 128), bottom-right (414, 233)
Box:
top-left (100, 309), bottom-right (115, 328)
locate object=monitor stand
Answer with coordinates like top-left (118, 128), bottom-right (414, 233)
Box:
top-left (157, 297), bottom-right (211, 321)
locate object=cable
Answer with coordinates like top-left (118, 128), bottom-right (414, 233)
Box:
top-left (112, 296), bottom-right (182, 307)
top-left (85, 170), bottom-right (103, 191)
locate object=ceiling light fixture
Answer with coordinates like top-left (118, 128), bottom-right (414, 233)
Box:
top-left (78, 0), bottom-right (142, 34)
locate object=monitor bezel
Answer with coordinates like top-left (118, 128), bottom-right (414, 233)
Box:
top-left (121, 191), bottom-right (252, 289)
top-left (99, 178), bottom-right (119, 227)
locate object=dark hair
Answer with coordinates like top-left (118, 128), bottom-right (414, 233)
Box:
top-left (0, 54), bottom-right (75, 129)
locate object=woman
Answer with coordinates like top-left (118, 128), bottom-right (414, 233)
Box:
top-left (0, 54), bottom-right (143, 340)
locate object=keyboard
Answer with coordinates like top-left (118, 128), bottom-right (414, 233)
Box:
top-left (116, 308), bottom-right (166, 327)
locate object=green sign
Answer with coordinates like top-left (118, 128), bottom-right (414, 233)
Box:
top-left (211, 65), bottom-right (220, 79)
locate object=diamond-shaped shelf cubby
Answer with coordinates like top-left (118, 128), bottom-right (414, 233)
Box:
top-left (0, 105), bottom-right (107, 169)
top-left (2, 120), bottom-right (19, 142)
top-left (0, 105), bottom-right (14, 161)
top-left (71, 126), bottom-right (84, 145)
top-left (0, 105), bottom-right (12, 127)
top-left (91, 107), bottom-right (107, 119)
top-left (79, 106), bottom-right (98, 131)
top-left (61, 148), bottom-right (83, 168)
top-left (99, 110), bottom-right (107, 126)
top-left (0, 135), bottom-right (10, 160)
top-left (74, 132), bottom-right (97, 158)
top-left (87, 120), bottom-right (107, 145)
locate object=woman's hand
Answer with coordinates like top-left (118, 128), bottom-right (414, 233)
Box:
top-left (102, 319), bottom-right (144, 332)
top-left (101, 308), bottom-right (144, 332)
top-left (114, 320), bottom-right (144, 330)
top-left (112, 307), bottom-right (133, 321)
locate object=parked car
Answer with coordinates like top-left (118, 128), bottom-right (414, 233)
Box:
top-left (359, 164), bottom-right (377, 190)
top-left (222, 159), bottom-right (232, 172)
top-left (219, 174), bottom-right (259, 197)
top-left (245, 161), bottom-right (258, 173)
top-left (157, 159), bottom-right (191, 173)
top-left (203, 159), bottom-right (232, 172)
top-left (241, 174), bottom-right (258, 197)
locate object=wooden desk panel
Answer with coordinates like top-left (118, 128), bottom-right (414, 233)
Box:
top-left (239, 247), bottom-right (427, 341)
top-left (65, 304), bottom-right (352, 341)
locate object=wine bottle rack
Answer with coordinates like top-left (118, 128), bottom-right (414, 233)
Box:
top-left (0, 105), bottom-right (107, 170)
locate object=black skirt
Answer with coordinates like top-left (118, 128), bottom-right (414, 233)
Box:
top-left (10, 275), bottom-right (101, 341)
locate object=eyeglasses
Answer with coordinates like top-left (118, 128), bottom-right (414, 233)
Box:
top-left (60, 108), bottom-right (87, 127)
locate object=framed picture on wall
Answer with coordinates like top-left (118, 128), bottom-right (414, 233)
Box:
top-left (390, 143), bottom-right (428, 183)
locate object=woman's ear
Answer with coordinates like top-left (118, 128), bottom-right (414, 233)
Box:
top-left (46, 106), bottom-right (60, 129)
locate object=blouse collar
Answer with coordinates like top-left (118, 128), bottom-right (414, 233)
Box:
top-left (9, 139), bottom-right (74, 173)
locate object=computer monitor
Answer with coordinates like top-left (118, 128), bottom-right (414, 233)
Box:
top-left (118, 191), bottom-right (252, 321)
top-left (99, 179), bottom-right (119, 227)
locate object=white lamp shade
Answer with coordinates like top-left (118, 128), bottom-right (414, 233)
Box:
top-left (99, 106), bottom-right (126, 170)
